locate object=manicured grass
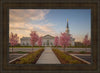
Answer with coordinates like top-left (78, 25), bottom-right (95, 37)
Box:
top-left (9, 46), bottom-right (90, 48)
top-left (52, 49), bottom-right (84, 64)
top-left (67, 51), bottom-right (73, 53)
top-left (68, 46), bottom-right (90, 48)
top-left (17, 51), bottom-right (27, 54)
top-left (9, 51), bottom-right (27, 54)
top-left (9, 46), bottom-right (45, 48)
top-left (79, 51), bottom-right (87, 54)
top-left (11, 49), bottom-right (44, 64)
top-left (52, 46), bottom-right (90, 48)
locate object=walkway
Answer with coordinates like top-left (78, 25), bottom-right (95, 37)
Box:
top-left (36, 47), bottom-right (61, 64)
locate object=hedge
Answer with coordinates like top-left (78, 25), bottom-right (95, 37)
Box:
top-left (9, 46), bottom-right (45, 48)
top-left (16, 49), bottom-right (44, 64)
top-left (52, 49), bottom-right (82, 64)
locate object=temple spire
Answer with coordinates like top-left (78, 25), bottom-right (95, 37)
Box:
top-left (67, 18), bottom-right (69, 28)
top-left (66, 18), bottom-right (69, 34)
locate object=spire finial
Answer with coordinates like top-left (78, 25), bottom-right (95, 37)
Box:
top-left (67, 18), bottom-right (69, 28)
top-left (67, 18), bottom-right (68, 22)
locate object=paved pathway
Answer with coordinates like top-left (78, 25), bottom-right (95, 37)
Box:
top-left (36, 47), bottom-right (61, 64)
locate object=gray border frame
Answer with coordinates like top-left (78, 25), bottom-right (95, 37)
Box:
top-left (0, 0), bottom-right (100, 73)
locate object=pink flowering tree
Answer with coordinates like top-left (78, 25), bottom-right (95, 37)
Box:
top-left (60, 32), bottom-right (71, 52)
top-left (9, 32), bottom-right (19, 52)
top-left (38, 37), bottom-right (42, 47)
top-left (30, 31), bottom-right (39, 51)
top-left (54, 36), bottom-right (59, 48)
top-left (83, 34), bottom-right (91, 51)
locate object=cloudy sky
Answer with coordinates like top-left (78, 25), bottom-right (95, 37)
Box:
top-left (9, 9), bottom-right (91, 42)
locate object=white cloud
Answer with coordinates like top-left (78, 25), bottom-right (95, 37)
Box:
top-left (9, 9), bottom-right (50, 24)
top-left (9, 9), bottom-right (59, 42)
top-left (9, 22), bottom-right (58, 39)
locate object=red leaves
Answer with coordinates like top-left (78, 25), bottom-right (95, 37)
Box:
top-left (60, 32), bottom-right (71, 48)
top-left (38, 37), bottom-right (42, 46)
top-left (9, 32), bottom-right (19, 46)
top-left (54, 36), bottom-right (59, 47)
top-left (83, 34), bottom-right (90, 46)
top-left (30, 31), bottom-right (39, 46)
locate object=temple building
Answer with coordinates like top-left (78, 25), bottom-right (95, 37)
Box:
top-left (20, 19), bottom-right (75, 46)
top-left (65, 19), bottom-right (75, 46)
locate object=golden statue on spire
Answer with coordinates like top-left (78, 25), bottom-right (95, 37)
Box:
top-left (67, 18), bottom-right (68, 22)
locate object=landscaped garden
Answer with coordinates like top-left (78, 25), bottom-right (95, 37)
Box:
top-left (52, 48), bottom-right (87, 64)
top-left (9, 30), bottom-right (91, 64)
top-left (10, 48), bottom-right (44, 64)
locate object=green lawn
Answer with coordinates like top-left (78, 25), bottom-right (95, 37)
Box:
top-left (52, 46), bottom-right (90, 48)
top-left (9, 46), bottom-right (90, 48)
top-left (9, 46), bottom-right (45, 48)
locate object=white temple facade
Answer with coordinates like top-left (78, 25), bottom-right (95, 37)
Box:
top-left (20, 35), bottom-right (55, 46)
top-left (20, 19), bottom-right (75, 46)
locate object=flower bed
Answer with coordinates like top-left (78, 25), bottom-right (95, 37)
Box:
top-left (52, 49), bottom-right (86, 64)
top-left (11, 49), bottom-right (44, 64)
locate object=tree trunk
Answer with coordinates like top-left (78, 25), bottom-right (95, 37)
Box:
top-left (86, 45), bottom-right (88, 52)
top-left (64, 48), bottom-right (65, 52)
top-left (63, 47), bottom-right (65, 52)
top-left (32, 46), bottom-right (33, 52)
top-left (55, 46), bottom-right (57, 49)
top-left (39, 46), bottom-right (41, 49)
top-left (12, 46), bottom-right (13, 53)
top-left (63, 45), bottom-right (66, 52)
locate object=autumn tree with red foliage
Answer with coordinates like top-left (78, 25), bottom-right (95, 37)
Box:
top-left (9, 32), bottom-right (19, 52)
top-left (30, 31), bottom-right (39, 51)
top-left (54, 36), bottom-right (59, 48)
top-left (83, 34), bottom-right (91, 51)
top-left (60, 32), bottom-right (71, 52)
top-left (83, 34), bottom-right (90, 46)
top-left (38, 37), bottom-right (42, 47)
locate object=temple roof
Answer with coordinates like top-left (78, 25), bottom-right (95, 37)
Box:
top-left (42, 34), bottom-right (54, 39)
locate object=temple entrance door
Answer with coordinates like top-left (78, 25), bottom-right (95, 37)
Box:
top-left (46, 40), bottom-right (49, 46)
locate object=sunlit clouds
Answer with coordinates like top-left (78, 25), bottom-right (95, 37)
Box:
top-left (9, 9), bottom-right (58, 41)
top-left (9, 9), bottom-right (50, 23)
top-left (9, 9), bottom-right (91, 43)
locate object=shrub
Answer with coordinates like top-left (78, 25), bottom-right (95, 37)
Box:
top-left (17, 51), bottom-right (27, 54)
top-left (80, 51), bottom-right (86, 54)
top-left (9, 46), bottom-right (45, 48)
top-left (69, 60), bottom-right (81, 64)
top-left (67, 51), bottom-right (73, 53)
top-left (52, 49), bottom-right (81, 64)
top-left (16, 49), bottom-right (44, 64)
